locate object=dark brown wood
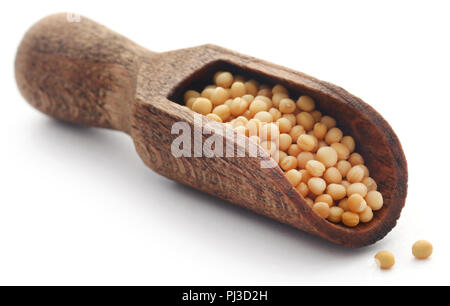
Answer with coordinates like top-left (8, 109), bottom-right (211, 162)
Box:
top-left (15, 13), bottom-right (408, 247)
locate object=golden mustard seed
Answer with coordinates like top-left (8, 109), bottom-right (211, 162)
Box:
top-left (348, 194), bottom-right (367, 213)
top-left (311, 110), bottom-right (322, 122)
top-left (313, 122), bottom-right (328, 140)
top-left (341, 136), bottom-right (355, 153)
top-left (296, 112), bottom-right (315, 131)
top-left (323, 167), bottom-right (343, 184)
top-left (375, 251), bottom-right (395, 269)
top-left (249, 99), bottom-right (268, 115)
top-left (192, 98), bottom-right (213, 115)
top-left (412, 240), bottom-right (433, 259)
top-left (306, 160), bottom-right (326, 177)
top-left (277, 118), bottom-right (292, 133)
top-left (342, 212), bottom-right (360, 227)
top-left (297, 134), bottom-right (317, 152)
top-left (289, 125), bottom-right (306, 142)
top-left (348, 152), bottom-right (364, 166)
top-left (308, 177), bottom-right (327, 195)
top-left (244, 80), bottom-right (259, 96)
top-left (315, 194), bottom-right (334, 207)
top-left (347, 183), bottom-right (368, 198)
top-left (230, 81), bottom-right (246, 98)
top-left (215, 72), bottom-right (234, 88)
top-left (336, 160), bottom-right (352, 177)
top-left (211, 87), bottom-right (230, 106)
top-left (327, 183), bottom-right (347, 201)
top-left (184, 90), bottom-right (200, 103)
top-left (320, 116), bottom-right (336, 129)
top-left (254, 111), bottom-right (273, 123)
top-left (296, 96), bottom-right (315, 112)
top-left (206, 113), bottom-right (223, 122)
top-left (331, 143), bottom-right (350, 161)
top-left (325, 127), bottom-right (343, 144)
top-left (313, 202), bottom-right (330, 219)
top-left (213, 104), bottom-right (231, 121)
top-left (285, 169), bottom-right (302, 187)
top-left (316, 146), bottom-right (338, 168)
top-left (288, 144), bottom-right (301, 157)
top-left (328, 207), bottom-right (344, 223)
top-left (362, 177), bottom-right (378, 192)
top-left (272, 84), bottom-right (288, 95)
top-left (296, 182), bottom-right (310, 197)
top-left (279, 98), bottom-right (297, 114)
top-left (359, 206), bottom-right (373, 223)
top-left (283, 114), bottom-right (297, 126)
top-left (297, 152), bottom-right (315, 169)
top-left (268, 108), bottom-right (282, 121)
top-left (280, 156), bottom-right (298, 171)
top-left (279, 133), bottom-right (293, 151)
top-left (346, 165), bottom-right (365, 183)
top-left (365, 190), bottom-right (383, 211)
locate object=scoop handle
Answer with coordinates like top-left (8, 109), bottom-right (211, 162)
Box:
top-left (15, 13), bottom-right (156, 133)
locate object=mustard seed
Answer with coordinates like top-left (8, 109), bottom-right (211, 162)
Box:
top-left (289, 125), bottom-right (306, 142)
top-left (254, 111), bottom-right (273, 123)
top-left (213, 104), bottom-right (231, 121)
top-left (315, 194), bottom-right (334, 207)
top-left (249, 99), bottom-right (269, 115)
top-left (320, 116), bottom-right (336, 129)
top-left (365, 190), bottom-right (383, 211)
top-left (272, 92), bottom-right (289, 108)
top-left (327, 184), bottom-right (347, 201)
top-left (272, 84), bottom-right (288, 95)
top-left (288, 144), bottom-right (301, 157)
top-left (297, 152), bottom-right (315, 169)
top-left (206, 113), bottom-right (222, 122)
top-left (230, 98), bottom-right (249, 116)
top-left (341, 136), bottom-right (355, 153)
top-left (328, 207), bottom-right (344, 223)
top-left (230, 81), bottom-right (246, 98)
top-left (331, 143), bottom-right (350, 161)
top-left (359, 206), bottom-right (373, 223)
top-left (313, 202), bottom-right (330, 219)
top-left (336, 160), bottom-right (352, 177)
top-left (347, 165), bottom-right (365, 183)
top-left (306, 160), bottom-right (326, 177)
top-left (215, 72), bottom-right (234, 88)
top-left (412, 240), bottom-right (433, 259)
top-left (283, 114), bottom-right (297, 126)
top-left (279, 133), bottom-right (293, 151)
top-left (348, 152), bottom-right (364, 166)
top-left (279, 98), bottom-right (297, 114)
top-left (296, 112), bottom-right (315, 131)
top-left (285, 169), bottom-right (302, 187)
top-left (268, 108), bottom-right (282, 121)
top-left (316, 146), bottom-right (338, 168)
top-left (277, 118), bottom-right (292, 133)
top-left (362, 177), bottom-right (378, 192)
top-left (297, 134), bottom-right (317, 152)
top-left (342, 212), bottom-right (360, 227)
top-left (296, 96), bottom-right (315, 112)
top-left (338, 198), bottom-right (349, 211)
top-left (211, 87), bottom-right (230, 106)
top-left (375, 251), bottom-right (395, 269)
top-left (324, 167), bottom-right (343, 184)
top-left (313, 122), bottom-right (328, 140)
top-left (347, 183), bottom-right (368, 198)
top-left (201, 87), bottom-right (215, 100)
top-left (277, 150), bottom-right (288, 164)
top-left (296, 182), bottom-right (309, 197)
top-left (192, 98), bottom-right (213, 115)
top-left (348, 194), bottom-right (367, 213)
top-left (308, 177), bottom-right (327, 195)
top-left (184, 90), bottom-right (200, 103)
top-left (325, 127), bottom-right (343, 144)
top-left (311, 110), bottom-right (322, 122)
top-left (280, 156), bottom-right (298, 171)
top-left (244, 80), bottom-right (259, 96)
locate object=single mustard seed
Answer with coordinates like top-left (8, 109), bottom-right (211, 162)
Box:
top-left (313, 122), bottom-right (328, 140)
top-left (184, 90), bottom-right (200, 103)
top-left (279, 133), bottom-right (293, 151)
top-left (359, 206), bottom-right (374, 223)
top-left (285, 169), bottom-right (302, 186)
top-left (313, 202), bottom-right (330, 219)
top-left (315, 194), bottom-right (334, 207)
top-left (206, 113), bottom-right (222, 122)
top-left (342, 211), bottom-right (360, 227)
top-left (341, 136), bottom-right (356, 153)
top-left (336, 160), bottom-right (352, 177)
top-left (290, 125), bottom-right (306, 142)
top-left (347, 183), bottom-right (368, 198)
top-left (211, 87), bottom-right (230, 106)
top-left (288, 144), bottom-right (301, 157)
top-left (272, 84), bottom-right (288, 95)
top-left (362, 177), bottom-right (378, 192)
top-left (279, 98), bottom-right (297, 114)
top-left (213, 104), bottom-right (231, 121)
top-left (296, 96), bottom-right (315, 112)
top-left (320, 116), bottom-right (337, 129)
top-left (215, 72), bottom-right (234, 88)
top-left (297, 152), bottom-right (315, 169)
top-left (254, 111), bottom-right (273, 123)
top-left (249, 99), bottom-right (268, 115)
top-left (365, 190), bottom-right (383, 211)
top-left (280, 156), bottom-right (298, 171)
top-left (331, 143), bottom-right (350, 161)
top-left (348, 194), bottom-right (367, 213)
top-left (323, 167), bottom-right (342, 184)
top-left (230, 81), bottom-right (246, 98)
top-left (347, 165), bottom-right (365, 183)
top-left (277, 118), bottom-right (292, 133)
top-left (272, 92), bottom-right (289, 108)
top-left (297, 134), bottom-right (317, 152)
top-left (192, 97), bottom-right (213, 115)
top-left (230, 98), bottom-right (249, 116)
top-left (310, 110), bottom-right (322, 122)
top-left (412, 240), bottom-right (433, 259)
top-left (306, 160), bottom-right (326, 177)
top-left (268, 108), bottom-right (282, 121)
top-left (308, 177), bottom-right (327, 195)
top-left (327, 183), bottom-right (347, 201)
top-left (316, 146), bottom-right (338, 168)
top-left (348, 152), bottom-right (364, 166)
top-left (325, 127), bottom-right (343, 144)
top-left (296, 112), bottom-right (315, 131)
top-left (296, 182), bottom-right (310, 197)
top-left (244, 80), bottom-right (259, 96)
top-left (283, 114), bottom-right (297, 126)
top-left (328, 207), bottom-right (344, 223)
top-left (375, 251), bottom-right (395, 270)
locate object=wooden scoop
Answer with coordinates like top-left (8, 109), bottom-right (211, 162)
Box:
top-left (15, 13), bottom-right (407, 247)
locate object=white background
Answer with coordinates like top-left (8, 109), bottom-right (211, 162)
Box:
top-left (1, 0), bottom-right (449, 285)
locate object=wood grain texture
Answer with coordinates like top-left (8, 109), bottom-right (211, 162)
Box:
top-left (15, 13), bottom-right (408, 247)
